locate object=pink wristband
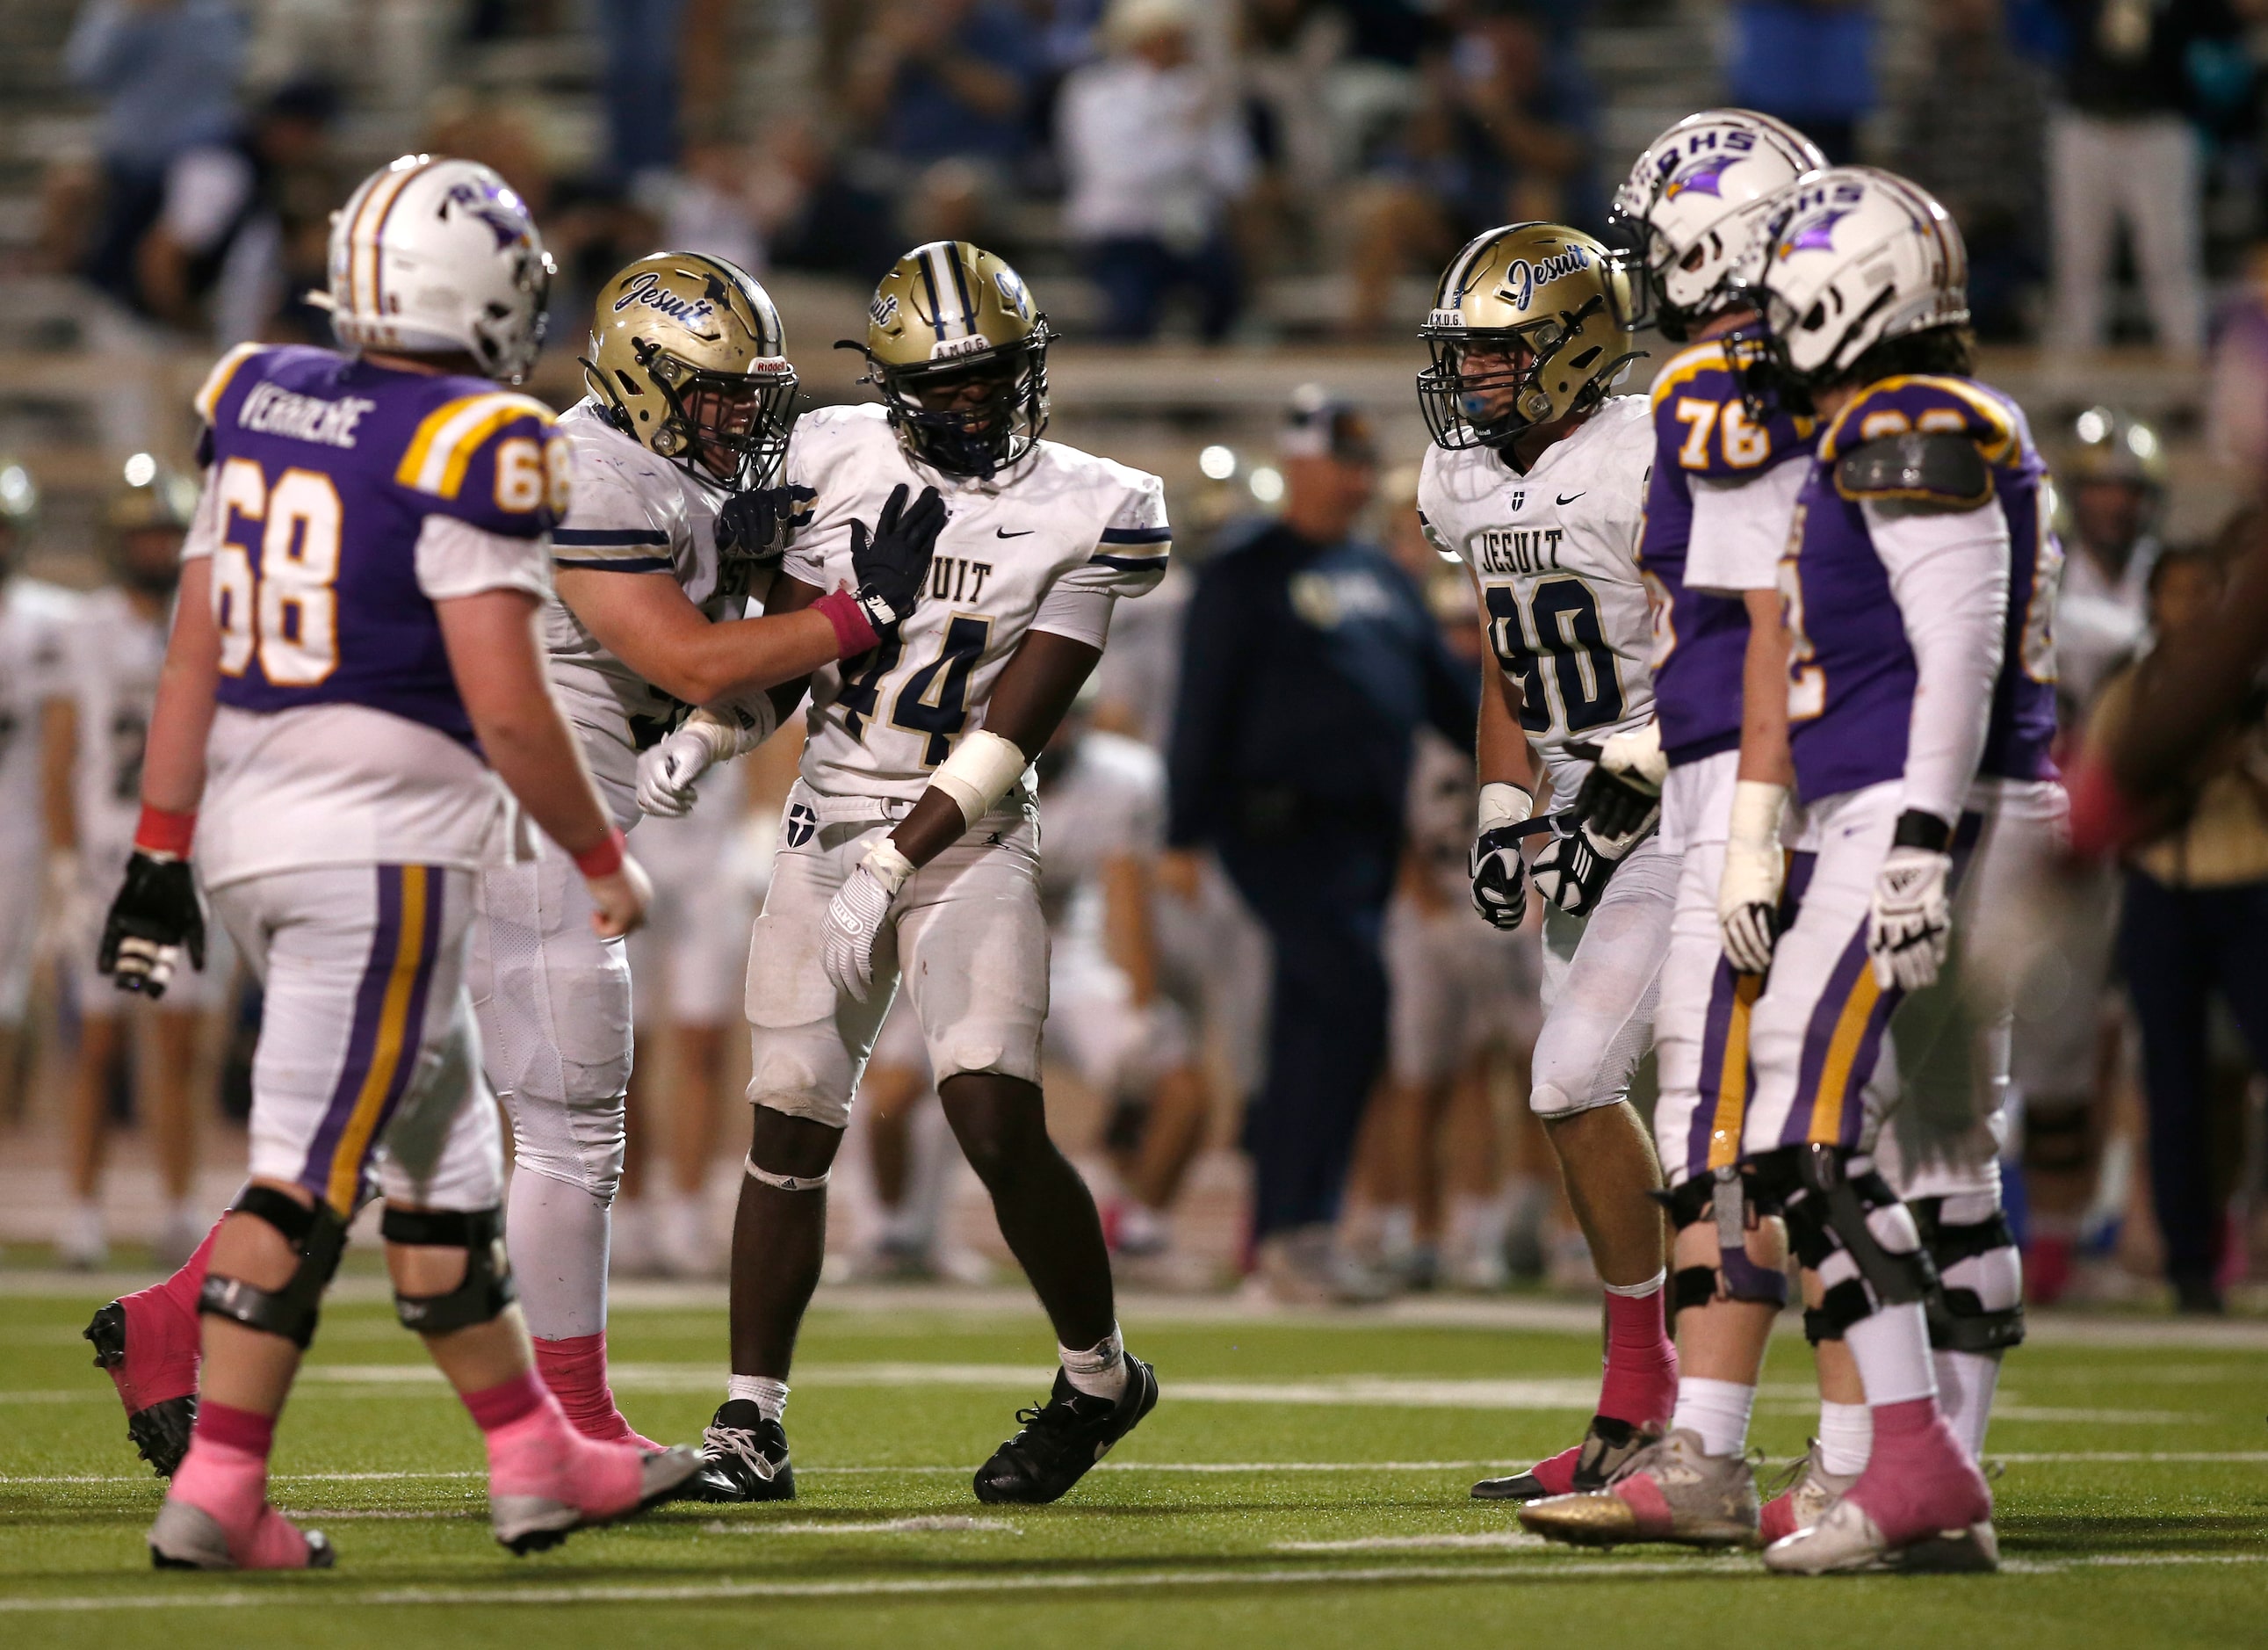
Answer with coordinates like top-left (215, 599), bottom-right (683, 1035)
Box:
top-left (572, 827), bottom-right (626, 879)
top-left (134, 805), bottom-right (197, 859)
top-left (812, 588), bottom-right (879, 656)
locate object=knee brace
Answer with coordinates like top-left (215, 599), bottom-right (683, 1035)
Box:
top-left (2021, 1104), bottom-right (2095, 1176)
top-left (198, 1187), bottom-right (350, 1350)
top-left (1910, 1194), bottom-right (2026, 1355)
top-left (1663, 1169), bottom-right (1789, 1318)
top-left (379, 1205), bottom-right (516, 1334)
top-left (1764, 1144), bottom-right (1937, 1346)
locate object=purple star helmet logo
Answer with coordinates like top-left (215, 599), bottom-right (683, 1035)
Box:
top-left (1778, 206), bottom-right (1854, 260)
top-left (442, 179), bottom-right (532, 251)
top-left (1663, 152), bottom-right (1739, 201)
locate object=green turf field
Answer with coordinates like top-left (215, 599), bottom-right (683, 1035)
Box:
top-left (3, 1275), bottom-right (2262, 1648)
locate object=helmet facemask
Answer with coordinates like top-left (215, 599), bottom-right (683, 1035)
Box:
top-left (599, 341), bottom-right (799, 493)
top-left (863, 328), bottom-right (1051, 481)
top-left (1419, 294), bottom-right (1627, 451)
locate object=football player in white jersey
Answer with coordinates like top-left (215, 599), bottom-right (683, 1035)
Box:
top-left (644, 241), bottom-right (1168, 1505)
top-left (0, 460), bottom-right (76, 1122)
top-left (1414, 223), bottom-right (1684, 1502)
top-left (473, 252), bottom-right (945, 1447)
top-left (53, 461), bottom-right (233, 1269)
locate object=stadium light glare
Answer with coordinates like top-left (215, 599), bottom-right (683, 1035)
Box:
top-left (1249, 467), bottom-right (1283, 503)
top-left (1198, 445), bottom-right (1236, 481)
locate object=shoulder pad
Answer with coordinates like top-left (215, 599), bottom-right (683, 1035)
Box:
top-left (1834, 431), bottom-right (1994, 509)
top-left (191, 342), bottom-right (269, 426)
top-left (1821, 375), bottom-right (2019, 467)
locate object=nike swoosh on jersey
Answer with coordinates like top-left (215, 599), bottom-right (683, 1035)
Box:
top-left (1557, 492), bottom-right (1585, 505)
top-left (995, 527), bottom-right (1033, 539)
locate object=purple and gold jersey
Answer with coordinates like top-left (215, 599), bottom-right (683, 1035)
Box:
top-left (194, 343), bottom-right (568, 744)
top-left (1638, 342), bottom-right (1815, 765)
top-left (1780, 374), bottom-right (2061, 805)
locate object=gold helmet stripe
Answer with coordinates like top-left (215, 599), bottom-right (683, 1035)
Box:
top-left (349, 158), bottom-right (428, 320)
top-left (1437, 230), bottom-right (1503, 322)
top-left (917, 242), bottom-right (978, 342)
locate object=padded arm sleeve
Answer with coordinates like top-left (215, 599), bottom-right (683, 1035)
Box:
top-left (1861, 497), bottom-right (2011, 826)
top-left (1686, 459), bottom-right (1809, 595)
top-left (1029, 581), bottom-right (1116, 648)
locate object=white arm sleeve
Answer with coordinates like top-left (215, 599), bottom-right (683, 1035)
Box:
top-left (1686, 458), bottom-right (1809, 595)
top-left (1029, 582), bottom-right (1116, 649)
top-left (415, 516), bottom-right (555, 603)
top-left (1862, 497), bottom-right (2011, 827)
top-left (177, 467), bottom-right (224, 563)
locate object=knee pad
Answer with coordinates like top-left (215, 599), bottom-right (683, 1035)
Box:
top-left (199, 1187), bottom-right (350, 1350)
top-left (379, 1205), bottom-right (516, 1334)
top-left (2022, 1104), bottom-right (2095, 1175)
top-left (1910, 1194), bottom-right (2026, 1354)
top-left (1664, 1170), bottom-right (1788, 1316)
top-left (1770, 1145), bottom-right (1937, 1342)
top-left (503, 1086), bottom-right (628, 1205)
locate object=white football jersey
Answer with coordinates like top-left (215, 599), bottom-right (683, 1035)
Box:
top-left (545, 399), bottom-right (762, 822)
top-left (1418, 394), bottom-right (1654, 798)
top-left (0, 576), bottom-right (78, 849)
top-left (61, 586), bottom-right (167, 869)
top-left (1036, 728), bottom-right (1164, 923)
top-left (781, 404), bottom-right (1169, 807)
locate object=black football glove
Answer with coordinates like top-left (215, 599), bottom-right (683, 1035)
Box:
top-left (1567, 726), bottom-right (1665, 850)
top-left (1530, 813), bottom-right (1623, 919)
top-left (716, 481), bottom-right (816, 571)
top-left (98, 852), bottom-right (206, 1001)
top-left (849, 483), bottom-right (947, 632)
top-left (1470, 818), bottom-right (1552, 930)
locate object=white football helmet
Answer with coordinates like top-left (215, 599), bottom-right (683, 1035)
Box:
top-left (1736, 166), bottom-right (1968, 385)
top-left (323, 156), bottom-right (554, 381)
top-left (1609, 109), bottom-right (1824, 340)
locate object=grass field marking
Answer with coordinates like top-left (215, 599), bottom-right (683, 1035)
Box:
top-left (1273, 1533), bottom-right (1551, 1552)
top-left (698, 1516), bottom-right (1019, 1535)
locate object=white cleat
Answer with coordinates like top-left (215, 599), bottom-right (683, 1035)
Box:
top-left (1763, 1494), bottom-right (1999, 1574)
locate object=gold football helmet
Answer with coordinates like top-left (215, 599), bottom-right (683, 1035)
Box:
top-left (845, 241), bottom-right (1052, 479)
top-left (2062, 405), bottom-right (2169, 493)
top-left (584, 251), bottom-right (798, 489)
top-left (1418, 223), bottom-right (1642, 451)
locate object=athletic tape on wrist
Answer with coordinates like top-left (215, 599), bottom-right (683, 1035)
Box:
top-left (572, 826), bottom-right (626, 879)
top-left (745, 1155), bottom-right (830, 1191)
top-left (863, 836), bottom-right (917, 896)
top-left (1727, 780), bottom-right (1788, 852)
top-left (929, 729), bottom-right (1027, 828)
top-left (1476, 781), bottom-right (1535, 835)
top-left (134, 804), bottom-right (196, 860)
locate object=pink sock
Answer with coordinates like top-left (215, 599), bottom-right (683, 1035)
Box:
top-left (1598, 1277), bottom-right (1678, 1426)
top-left (152, 1220), bottom-right (222, 1318)
top-left (533, 1333), bottom-right (653, 1447)
top-left (1847, 1396), bottom-right (1991, 1545)
top-left (171, 1401), bottom-right (276, 1528)
top-left (462, 1370), bottom-right (546, 1434)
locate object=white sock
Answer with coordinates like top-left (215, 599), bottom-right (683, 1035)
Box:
top-left (506, 1165), bottom-right (611, 1339)
top-left (1377, 1205), bottom-right (1416, 1262)
top-left (1932, 1350), bottom-right (2002, 1462)
top-left (726, 1374), bottom-right (790, 1423)
top-left (1116, 1201), bottom-right (1167, 1254)
top-left (1844, 1301), bottom-right (1938, 1408)
top-left (1447, 1190), bottom-right (1512, 1261)
top-left (1817, 1399), bottom-right (1873, 1476)
top-left (1671, 1376), bottom-right (1756, 1458)
top-left (1060, 1323), bottom-right (1130, 1400)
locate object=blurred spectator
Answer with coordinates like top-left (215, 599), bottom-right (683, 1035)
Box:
top-left (134, 79), bottom-right (341, 345)
top-left (2090, 540), bottom-right (2268, 1313)
top-left (1166, 393), bottom-right (1477, 1302)
top-left (2044, 0), bottom-right (2239, 361)
top-left (843, 0), bottom-right (1044, 243)
top-left (1058, 0), bottom-right (1254, 341)
top-left (599, 0), bottom-right (690, 185)
top-left (1342, 9), bottom-right (1585, 337)
top-left (1892, 0), bottom-right (2047, 341)
top-left (67, 0), bottom-right (249, 309)
top-left (2207, 243), bottom-right (2268, 474)
top-left (1724, 0), bottom-right (1874, 164)
top-left (1238, 0), bottom-right (1348, 272)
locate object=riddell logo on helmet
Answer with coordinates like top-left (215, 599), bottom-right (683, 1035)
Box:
top-left (929, 333), bottom-right (993, 361)
top-left (612, 270), bottom-right (716, 329)
top-left (1498, 245), bottom-right (1591, 313)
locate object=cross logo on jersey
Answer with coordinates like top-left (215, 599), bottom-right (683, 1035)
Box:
top-left (784, 801), bottom-right (819, 848)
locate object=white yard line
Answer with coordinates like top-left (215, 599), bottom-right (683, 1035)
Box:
top-left (1275, 1533), bottom-right (1549, 1552)
top-left (698, 1516), bottom-right (1017, 1536)
top-left (4, 1550), bottom-right (2263, 1613)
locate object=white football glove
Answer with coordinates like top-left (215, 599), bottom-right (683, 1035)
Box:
top-left (1469, 781), bottom-right (1537, 930)
top-left (1717, 780), bottom-right (1788, 974)
top-left (1867, 843), bottom-right (1954, 992)
top-left (637, 726), bottom-right (719, 820)
top-left (822, 837), bottom-right (916, 1002)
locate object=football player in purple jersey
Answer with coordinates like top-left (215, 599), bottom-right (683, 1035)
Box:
top-left (90, 155), bottom-right (706, 1569)
top-left (1723, 169), bottom-right (2058, 1574)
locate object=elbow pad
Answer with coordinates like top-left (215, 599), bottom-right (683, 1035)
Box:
top-left (928, 729), bottom-right (1029, 828)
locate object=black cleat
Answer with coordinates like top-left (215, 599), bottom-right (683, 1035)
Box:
top-left (85, 1300), bottom-right (197, 1480)
top-left (972, 1356), bottom-right (1158, 1505)
top-left (1472, 1414), bottom-right (1650, 1502)
top-left (681, 1400), bottom-right (795, 1502)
